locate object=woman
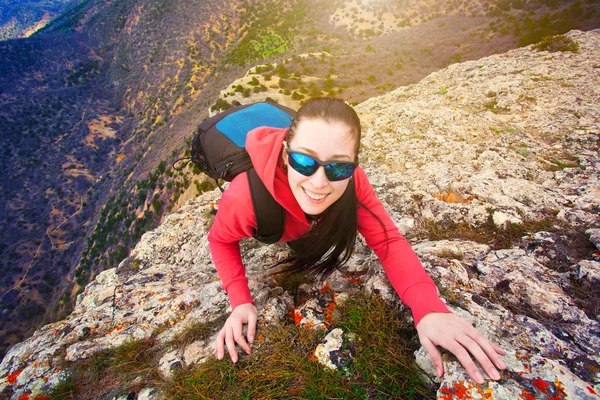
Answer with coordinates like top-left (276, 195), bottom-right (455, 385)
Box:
top-left (208, 98), bottom-right (506, 384)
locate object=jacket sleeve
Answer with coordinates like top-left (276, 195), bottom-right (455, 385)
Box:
top-left (207, 173), bottom-right (257, 310)
top-left (354, 168), bottom-right (450, 326)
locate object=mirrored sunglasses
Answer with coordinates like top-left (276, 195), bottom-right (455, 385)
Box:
top-left (284, 143), bottom-right (358, 182)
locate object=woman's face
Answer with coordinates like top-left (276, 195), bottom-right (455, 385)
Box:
top-left (283, 118), bottom-right (357, 216)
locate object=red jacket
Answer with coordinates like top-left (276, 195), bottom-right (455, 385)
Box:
top-left (207, 126), bottom-right (450, 325)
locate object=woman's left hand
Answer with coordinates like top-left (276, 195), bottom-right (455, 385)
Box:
top-left (416, 312), bottom-right (506, 384)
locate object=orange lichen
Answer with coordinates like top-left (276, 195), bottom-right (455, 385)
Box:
top-left (587, 386), bottom-right (597, 395)
top-left (286, 307), bottom-right (294, 320)
top-left (257, 333), bottom-right (264, 342)
top-left (532, 377), bottom-right (550, 395)
top-left (515, 351), bottom-right (530, 362)
top-left (106, 325), bottom-right (123, 335)
top-left (319, 283), bottom-right (332, 295)
top-left (519, 388), bottom-right (535, 400)
top-left (451, 381), bottom-right (470, 399)
top-left (554, 378), bottom-right (567, 397)
top-left (294, 310), bottom-right (303, 325)
top-left (33, 396), bottom-right (50, 400)
top-left (439, 380), bottom-right (472, 400)
top-left (7, 369), bottom-right (23, 384)
top-left (433, 190), bottom-right (469, 203)
top-left (482, 387), bottom-right (494, 399)
top-left (323, 302), bottom-right (336, 324)
top-left (348, 277), bottom-right (362, 284)
top-left (18, 393), bottom-right (29, 400)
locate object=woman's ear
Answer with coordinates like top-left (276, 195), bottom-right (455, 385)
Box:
top-left (282, 141), bottom-right (289, 166)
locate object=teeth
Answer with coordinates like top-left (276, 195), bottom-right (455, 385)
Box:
top-left (304, 188), bottom-right (327, 200)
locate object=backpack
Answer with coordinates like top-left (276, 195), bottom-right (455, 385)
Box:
top-left (180, 101), bottom-right (296, 244)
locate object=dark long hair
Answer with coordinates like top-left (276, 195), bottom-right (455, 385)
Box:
top-left (275, 98), bottom-right (386, 280)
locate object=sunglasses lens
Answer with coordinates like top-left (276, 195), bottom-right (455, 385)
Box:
top-left (325, 163), bottom-right (356, 181)
top-left (287, 150), bottom-right (356, 181)
top-left (289, 152), bottom-right (318, 176)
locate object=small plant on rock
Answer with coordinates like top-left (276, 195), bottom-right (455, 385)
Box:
top-left (533, 35), bottom-right (579, 53)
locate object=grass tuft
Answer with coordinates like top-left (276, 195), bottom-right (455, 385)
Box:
top-left (169, 315), bottom-right (228, 349)
top-left (47, 372), bottom-right (79, 400)
top-left (162, 293), bottom-right (433, 399)
top-left (541, 156), bottom-right (580, 171)
top-left (48, 338), bottom-right (163, 399)
top-left (412, 208), bottom-right (563, 250)
top-left (435, 249), bottom-right (464, 260)
top-left (533, 35), bottom-right (579, 53)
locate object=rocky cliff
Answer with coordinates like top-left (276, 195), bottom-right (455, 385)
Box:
top-left (1, 29), bottom-right (599, 399)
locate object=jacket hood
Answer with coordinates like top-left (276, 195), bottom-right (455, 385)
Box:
top-left (246, 126), bottom-right (307, 222)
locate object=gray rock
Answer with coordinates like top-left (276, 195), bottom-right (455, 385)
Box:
top-left (587, 228), bottom-right (600, 250)
top-left (183, 340), bottom-right (212, 366)
top-left (158, 350), bottom-right (184, 379)
top-left (294, 298), bottom-right (327, 331)
top-left (314, 328), bottom-right (355, 373)
top-left (137, 388), bottom-right (162, 400)
top-left (577, 260), bottom-right (600, 284)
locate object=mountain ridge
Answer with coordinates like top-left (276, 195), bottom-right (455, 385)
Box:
top-left (1, 0), bottom-right (599, 372)
top-left (1, 28), bottom-right (599, 399)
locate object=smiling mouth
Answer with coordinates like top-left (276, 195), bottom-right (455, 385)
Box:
top-left (302, 187), bottom-right (328, 201)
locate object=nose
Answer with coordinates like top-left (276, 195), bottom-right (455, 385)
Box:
top-left (309, 165), bottom-right (329, 189)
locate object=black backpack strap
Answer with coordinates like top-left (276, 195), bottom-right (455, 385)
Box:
top-left (247, 168), bottom-right (285, 244)
top-left (173, 157), bottom-right (191, 171)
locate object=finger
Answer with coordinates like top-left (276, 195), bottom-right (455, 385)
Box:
top-left (457, 335), bottom-right (500, 383)
top-left (420, 336), bottom-right (444, 378)
top-left (247, 313), bottom-right (257, 344)
top-left (225, 325), bottom-right (239, 363)
top-left (491, 340), bottom-right (507, 356)
top-left (466, 329), bottom-right (506, 371)
top-left (450, 336), bottom-right (488, 384)
top-left (215, 328), bottom-right (225, 360)
top-left (233, 320), bottom-right (251, 355)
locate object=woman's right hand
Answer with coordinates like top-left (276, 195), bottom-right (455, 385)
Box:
top-left (212, 302), bottom-right (258, 363)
